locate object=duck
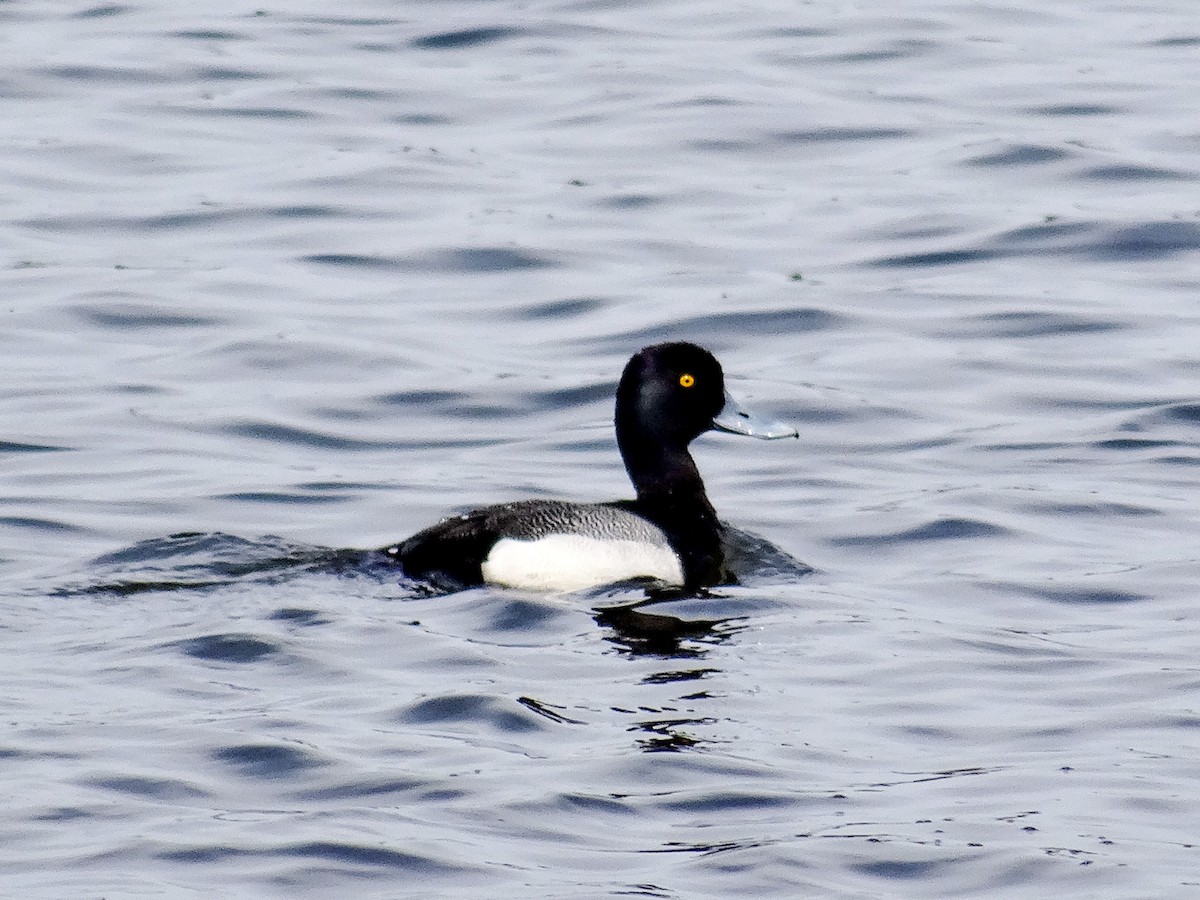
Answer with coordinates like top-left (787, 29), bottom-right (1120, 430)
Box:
top-left (380, 342), bottom-right (797, 592)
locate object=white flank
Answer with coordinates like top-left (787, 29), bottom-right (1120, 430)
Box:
top-left (481, 534), bottom-right (685, 592)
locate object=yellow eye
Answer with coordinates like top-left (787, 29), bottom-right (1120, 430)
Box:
top-left (679, 373), bottom-right (695, 388)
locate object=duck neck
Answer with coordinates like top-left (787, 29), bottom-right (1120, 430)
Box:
top-left (618, 433), bottom-right (718, 523)
top-left (619, 437), bottom-right (726, 587)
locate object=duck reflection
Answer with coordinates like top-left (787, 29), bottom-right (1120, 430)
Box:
top-left (593, 592), bottom-right (740, 657)
top-left (631, 717), bottom-right (715, 752)
top-left (593, 593), bottom-right (745, 752)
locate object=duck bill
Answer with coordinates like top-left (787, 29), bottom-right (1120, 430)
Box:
top-left (712, 390), bottom-right (798, 439)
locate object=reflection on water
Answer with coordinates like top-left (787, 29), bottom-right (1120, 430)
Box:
top-left (594, 596), bottom-right (733, 658)
top-left (593, 595), bottom-right (744, 752)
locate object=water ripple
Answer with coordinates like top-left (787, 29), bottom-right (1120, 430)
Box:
top-left (211, 743), bottom-right (326, 778)
top-left (223, 420), bottom-right (391, 451)
top-left (586, 307), bottom-right (846, 350)
top-left (173, 633), bottom-right (280, 663)
top-left (56, 533), bottom-right (363, 597)
top-left (0, 515), bottom-right (87, 533)
top-left (411, 27), bottom-right (528, 50)
top-left (831, 517), bottom-right (1007, 547)
top-left (1078, 164), bottom-right (1191, 183)
top-left (83, 775), bottom-right (208, 801)
top-left (0, 441), bottom-right (70, 453)
top-left (157, 840), bottom-right (473, 876)
top-left (292, 777), bottom-right (431, 802)
top-left (1084, 222), bottom-right (1200, 261)
top-left (940, 310), bottom-right (1122, 339)
top-left (1030, 102), bottom-right (1117, 117)
top-left (72, 301), bottom-right (222, 329)
top-left (771, 126), bottom-right (912, 144)
top-left (302, 246), bottom-right (556, 273)
top-left (396, 694), bottom-right (548, 733)
top-left (966, 144), bottom-right (1072, 167)
top-left (870, 218), bottom-right (1200, 267)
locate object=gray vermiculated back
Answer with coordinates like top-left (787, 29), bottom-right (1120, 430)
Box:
top-left (477, 500), bottom-right (672, 546)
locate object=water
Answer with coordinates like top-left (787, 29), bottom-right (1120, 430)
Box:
top-left (3, 0), bottom-right (1200, 896)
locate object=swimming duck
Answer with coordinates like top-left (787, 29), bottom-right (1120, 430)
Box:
top-left (382, 342), bottom-right (796, 592)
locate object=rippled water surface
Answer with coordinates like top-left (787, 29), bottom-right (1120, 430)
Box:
top-left (4, 1), bottom-right (1200, 896)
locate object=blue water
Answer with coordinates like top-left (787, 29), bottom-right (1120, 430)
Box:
top-left (4, 1), bottom-right (1200, 896)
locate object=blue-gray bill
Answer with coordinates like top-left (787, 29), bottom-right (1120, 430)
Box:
top-left (712, 390), bottom-right (798, 439)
